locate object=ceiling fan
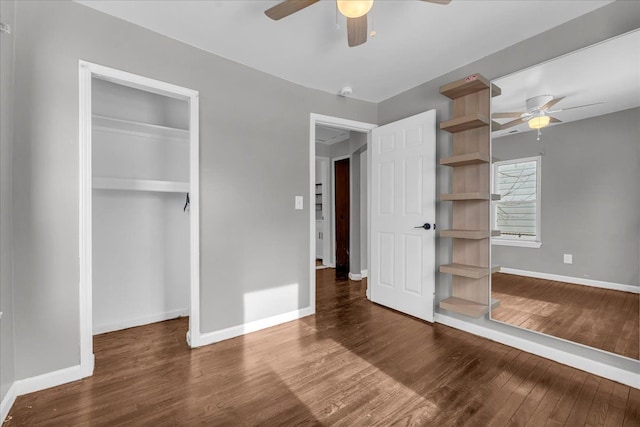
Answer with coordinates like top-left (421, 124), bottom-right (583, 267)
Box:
top-left (265, 0), bottom-right (452, 47)
top-left (493, 95), bottom-right (604, 132)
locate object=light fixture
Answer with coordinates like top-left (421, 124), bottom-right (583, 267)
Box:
top-left (337, 0), bottom-right (374, 18)
top-left (528, 115), bottom-right (550, 129)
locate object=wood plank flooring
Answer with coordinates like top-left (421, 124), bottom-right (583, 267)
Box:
top-left (491, 273), bottom-right (639, 360)
top-left (7, 269), bottom-right (640, 426)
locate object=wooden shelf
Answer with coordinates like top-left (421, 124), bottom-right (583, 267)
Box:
top-left (92, 115), bottom-right (189, 141)
top-left (439, 264), bottom-right (500, 279)
top-left (440, 229), bottom-right (500, 239)
top-left (438, 73), bottom-right (498, 319)
top-left (439, 74), bottom-right (501, 99)
top-left (439, 152), bottom-right (490, 167)
top-left (440, 113), bottom-right (489, 134)
top-left (440, 193), bottom-right (500, 201)
top-left (439, 297), bottom-right (500, 318)
top-left (93, 177), bottom-right (189, 193)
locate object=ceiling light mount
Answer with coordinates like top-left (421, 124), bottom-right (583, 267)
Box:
top-left (338, 86), bottom-right (353, 97)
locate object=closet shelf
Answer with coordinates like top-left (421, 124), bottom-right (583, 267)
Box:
top-left (439, 152), bottom-right (490, 167)
top-left (92, 115), bottom-right (189, 141)
top-left (440, 229), bottom-right (501, 239)
top-left (440, 113), bottom-right (489, 134)
top-left (439, 264), bottom-right (500, 279)
top-left (93, 177), bottom-right (189, 193)
top-left (440, 193), bottom-right (500, 201)
top-left (439, 296), bottom-right (501, 318)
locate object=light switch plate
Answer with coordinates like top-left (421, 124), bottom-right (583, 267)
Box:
top-left (295, 196), bottom-right (303, 210)
top-left (563, 254), bottom-right (573, 264)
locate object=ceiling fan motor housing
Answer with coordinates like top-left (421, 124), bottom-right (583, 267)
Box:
top-left (525, 95), bottom-right (554, 112)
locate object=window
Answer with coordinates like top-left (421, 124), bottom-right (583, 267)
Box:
top-left (492, 156), bottom-right (541, 248)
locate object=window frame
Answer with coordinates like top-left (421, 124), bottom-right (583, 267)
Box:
top-left (491, 155), bottom-right (542, 249)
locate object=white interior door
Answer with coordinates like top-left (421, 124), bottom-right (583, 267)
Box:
top-left (369, 110), bottom-right (436, 322)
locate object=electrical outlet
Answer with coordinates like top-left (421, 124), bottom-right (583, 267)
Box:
top-left (563, 254), bottom-right (573, 264)
top-left (295, 196), bottom-right (303, 210)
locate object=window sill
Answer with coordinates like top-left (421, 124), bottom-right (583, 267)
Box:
top-left (492, 239), bottom-right (542, 249)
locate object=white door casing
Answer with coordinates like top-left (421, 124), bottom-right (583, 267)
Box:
top-left (370, 110), bottom-right (436, 322)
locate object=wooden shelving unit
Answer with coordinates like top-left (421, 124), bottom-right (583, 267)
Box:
top-left (439, 192), bottom-right (500, 201)
top-left (439, 229), bottom-right (500, 240)
top-left (438, 73), bottom-right (501, 318)
top-left (439, 152), bottom-right (490, 167)
top-left (439, 264), bottom-right (500, 279)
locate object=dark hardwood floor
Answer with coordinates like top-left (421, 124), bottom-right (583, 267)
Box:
top-left (491, 272), bottom-right (640, 360)
top-left (7, 269), bottom-right (640, 426)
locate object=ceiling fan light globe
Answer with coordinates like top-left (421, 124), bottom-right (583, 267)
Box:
top-left (337, 0), bottom-right (373, 18)
top-left (528, 115), bottom-right (550, 129)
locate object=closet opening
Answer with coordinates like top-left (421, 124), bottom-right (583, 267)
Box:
top-left (79, 61), bottom-right (200, 377)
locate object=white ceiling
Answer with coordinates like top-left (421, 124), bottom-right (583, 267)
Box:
top-left (76, 0), bottom-right (612, 102)
top-left (492, 29), bottom-right (640, 138)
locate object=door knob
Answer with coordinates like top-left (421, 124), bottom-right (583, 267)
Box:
top-left (414, 223), bottom-right (435, 230)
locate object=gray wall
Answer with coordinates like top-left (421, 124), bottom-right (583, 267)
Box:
top-left (0, 0), bottom-right (16, 404)
top-left (493, 108), bottom-right (640, 286)
top-left (10, 0), bottom-right (376, 379)
top-left (378, 1), bottom-right (640, 370)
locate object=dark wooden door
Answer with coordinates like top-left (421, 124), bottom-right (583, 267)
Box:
top-left (335, 159), bottom-right (350, 272)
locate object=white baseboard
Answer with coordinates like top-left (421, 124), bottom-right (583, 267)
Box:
top-left (435, 313), bottom-right (640, 389)
top-left (361, 269), bottom-right (368, 279)
top-left (1, 382), bottom-right (17, 423)
top-left (500, 268), bottom-right (639, 294)
top-left (93, 308), bottom-right (189, 335)
top-left (348, 272), bottom-right (362, 281)
top-left (198, 307), bottom-right (315, 347)
top-left (16, 364), bottom-right (90, 396)
top-left (0, 362), bottom-right (94, 422)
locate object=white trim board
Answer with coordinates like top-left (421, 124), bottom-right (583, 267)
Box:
top-left (435, 313), bottom-right (640, 389)
top-left (1, 363), bottom-right (93, 423)
top-left (1, 383), bottom-right (17, 424)
top-left (198, 307), bottom-right (315, 347)
top-left (499, 268), bottom-right (639, 294)
top-left (93, 309), bottom-right (189, 335)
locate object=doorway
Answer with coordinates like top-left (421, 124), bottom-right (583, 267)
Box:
top-left (334, 158), bottom-right (350, 273)
top-left (309, 111), bottom-right (437, 322)
top-left (79, 61), bottom-right (201, 377)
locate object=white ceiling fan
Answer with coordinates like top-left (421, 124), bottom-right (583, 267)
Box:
top-left (264, 0), bottom-right (452, 47)
top-left (493, 95), bottom-right (604, 132)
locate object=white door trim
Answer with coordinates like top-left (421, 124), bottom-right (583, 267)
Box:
top-left (309, 114), bottom-right (377, 312)
top-left (79, 61), bottom-right (201, 379)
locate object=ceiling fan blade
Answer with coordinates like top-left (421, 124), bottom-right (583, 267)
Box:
top-left (420, 0), bottom-right (452, 4)
top-left (264, 0), bottom-right (319, 20)
top-left (492, 112), bottom-right (525, 119)
top-left (347, 15), bottom-right (367, 47)
top-left (547, 101), bottom-right (605, 114)
top-left (498, 118), bottom-right (525, 130)
top-left (539, 96), bottom-right (565, 111)
top-left (549, 117), bottom-right (562, 123)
